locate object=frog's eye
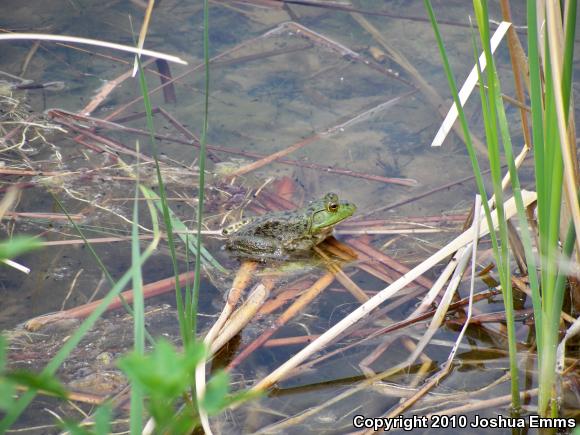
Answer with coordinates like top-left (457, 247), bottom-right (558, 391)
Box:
top-left (327, 202), bottom-right (339, 213)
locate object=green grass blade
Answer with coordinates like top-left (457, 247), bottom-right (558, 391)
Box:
top-left (135, 59), bottom-right (190, 345)
top-left (526, 5), bottom-right (547, 352)
top-left (130, 144), bottom-right (145, 434)
top-left (0, 237), bottom-right (42, 260)
top-left (191, 0), bottom-right (211, 336)
top-left (561, 0), bottom-right (577, 115)
top-left (472, 0), bottom-right (519, 407)
top-left (139, 185), bottom-right (226, 274)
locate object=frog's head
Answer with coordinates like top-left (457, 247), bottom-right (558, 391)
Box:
top-left (308, 192), bottom-right (356, 235)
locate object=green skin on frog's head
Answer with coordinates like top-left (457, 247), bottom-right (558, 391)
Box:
top-left (308, 193), bottom-right (356, 236)
top-left (224, 192), bottom-right (356, 261)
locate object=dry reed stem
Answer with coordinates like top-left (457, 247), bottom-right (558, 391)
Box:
top-left (431, 22), bottom-right (511, 146)
top-left (410, 247), bottom-right (466, 316)
top-left (194, 260), bottom-right (257, 435)
top-left (0, 186), bottom-right (29, 273)
top-left (83, 59), bottom-right (156, 115)
top-left (289, 287), bottom-right (500, 383)
top-left (359, 326), bottom-right (432, 377)
top-left (211, 279), bottom-right (275, 353)
top-left (313, 246), bottom-right (368, 303)
top-left (385, 196), bottom-right (483, 419)
top-left (49, 114), bottom-right (154, 162)
top-left (341, 214), bottom-right (469, 227)
top-left (347, 238), bottom-right (434, 290)
top-left (131, 0), bottom-right (155, 77)
top-left (227, 271), bottom-right (335, 369)
top-left (258, 276), bottom-right (316, 314)
top-left (200, 279), bottom-right (273, 435)
top-left (227, 134), bottom-right (322, 178)
top-left (359, 166), bottom-right (497, 218)
top-left (203, 260), bottom-right (258, 348)
top-left (349, 13), bottom-right (487, 155)
top-left (499, 0), bottom-right (532, 149)
top-left (0, 33), bottom-right (187, 64)
top-left (331, 247), bottom-right (398, 284)
top-left (0, 185), bottom-right (19, 220)
top-left (324, 238), bottom-right (397, 284)
top-left (3, 211), bottom-right (85, 222)
top-left (546, 1), bottom-right (580, 254)
top-left (263, 335), bottom-right (317, 347)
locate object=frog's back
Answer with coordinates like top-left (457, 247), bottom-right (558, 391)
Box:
top-left (241, 211), bottom-right (309, 240)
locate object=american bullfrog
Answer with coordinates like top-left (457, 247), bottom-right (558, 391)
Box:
top-left (223, 192), bottom-right (356, 261)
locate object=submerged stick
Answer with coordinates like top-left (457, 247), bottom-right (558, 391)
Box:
top-left (24, 271), bottom-right (195, 331)
top-left (227, 92), bottom-right (412, 178)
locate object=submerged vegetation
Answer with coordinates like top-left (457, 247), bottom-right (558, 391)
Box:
top-left (0, 0), bottom-right (579, 433)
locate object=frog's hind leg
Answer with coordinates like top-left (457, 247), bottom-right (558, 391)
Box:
top-left (282, 236), bottom-right (319, 253)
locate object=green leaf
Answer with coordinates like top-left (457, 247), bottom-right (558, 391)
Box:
top-left (58, 420), bottom-right (92, 435)
top-left (0, 237), bottom-right (42, 261)
top-left (0, 380), bottom-right (16, 411)
top-left (118, 339), bottom-right (206, 399)
top-left (201, 371), bottom-right (230, 415)
top-left (6, 370), bottom-right (67, 397)
top-left (0, 335), bottom-right (6, 372)
top-left (93, 403), bottom-right (112, 435)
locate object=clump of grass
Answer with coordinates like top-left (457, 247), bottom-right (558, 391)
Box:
top-left (425, 0), bottom-right (577, 417)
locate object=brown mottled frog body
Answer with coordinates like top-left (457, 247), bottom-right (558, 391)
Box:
top-left (223, 193), bottom-right (356, 261)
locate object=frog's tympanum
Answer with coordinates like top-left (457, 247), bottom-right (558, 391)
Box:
top-left (223, 192), bottom-right (356, 261)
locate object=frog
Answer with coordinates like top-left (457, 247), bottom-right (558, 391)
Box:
top-left (222, 192), bottom-right (356, 261)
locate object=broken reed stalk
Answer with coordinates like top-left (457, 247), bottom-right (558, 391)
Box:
top-left (210, 280), bottom-right (274, 353)
top-left (194, 260), bottom-right (257, 434)
top-left (227, 270), bottom-right (335, 369)
top-left (197, 270), bottom-right (276, 435)
top-left (386, 196), bottom-right (483, 419)
top-left (347, 238), bottom-right (434, 290)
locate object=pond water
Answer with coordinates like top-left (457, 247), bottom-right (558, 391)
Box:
top-left (1, 0), bottom-right (578, 433)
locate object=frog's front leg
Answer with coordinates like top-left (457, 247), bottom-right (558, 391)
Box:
top-left (226, 235), bottom-right (286, 260)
